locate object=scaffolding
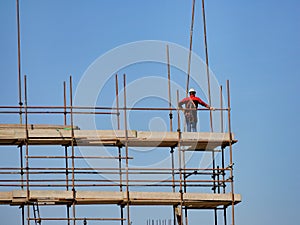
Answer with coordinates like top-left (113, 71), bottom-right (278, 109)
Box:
top-left (0, 1), bottom-right (241, 224)
top-left (0, 74), bottom-right (240, 225)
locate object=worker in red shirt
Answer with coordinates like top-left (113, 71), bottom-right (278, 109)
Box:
top-left (178, 88), bottom-right (213, 132)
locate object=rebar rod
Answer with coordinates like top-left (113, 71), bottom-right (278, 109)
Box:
top-left (16, 0), bottom-right (23, 124)
top-left (115, 74), bottom-right (120, 130)
top-left (64, 81), bottom-right (67, 125)
top-left (186, 0), bottom-right (196, 97)
top-left (201, 0), bottom-right (213, 132)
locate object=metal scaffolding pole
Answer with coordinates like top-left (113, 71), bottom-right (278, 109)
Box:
top-left (69, 76), bottom-right (76, 225)
top-left (176, 90), bottom-right (183, 225)
top-left (186, 0), bottom-right (196, 96)
top-left (16, 2), bottom-right (25, 223)
top-left (116, 74), bottom-right (121, 130)
top-left (201, 0), bottom-right (213, 132)
top-left (220, 85), bottom-right (227, 225)
top-left (23, 75), bottom-right (30, 225)
top-left (16, 0), bottom-right (23, 124)
top-left (166, 45), bottom-right (173, 132)
top-left (64, 81), bottom-right (67, 126)
top-left (116, 73), bottom-right (124, 225)
top-left (226, 80), bottom-right (235, 225)
top-left (123, 74), bottom-right (131, 225)
top-left (63, 79), bottom-right (71, 225)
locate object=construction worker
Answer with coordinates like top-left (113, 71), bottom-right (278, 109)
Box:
top-left (178, 88), bottom-right (213, 132)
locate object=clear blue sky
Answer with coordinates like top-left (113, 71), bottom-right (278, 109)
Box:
top-left (1, 0), bottom-right (300, 225)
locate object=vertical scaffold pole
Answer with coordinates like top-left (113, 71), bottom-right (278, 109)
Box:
top-left (167, 46), bottom-right (176, 225)
top-left (220, 85), bottom-right (227, 225)
top-left (63, 79), bottom-right (71, 224)
top-left (116, 74), bottom-right (124, 225)
top-left (24, 75), bottom-right (30, 225)
top-left (16, 1), bottom-right (24, 222)
top-left (116, 74), bottom-right (121, 130)
top-left (226, 80), bottom-right (235, 225)
top-left (64, 81), bottom-right (67, 126)
top-left (176, 90), bottom-right (183, 225)
top-left (212, 148), bottom-right (217, 225)
top-left (186, 0), bottom-right (196, 96)
top-left (69, 75), bottom-right (76, 225)
top-left (64, 80), bottom-right (70, 225)
top-left (16, 0), bottom-right (23, 124)
top-left (19, 143), bottom-right (25, 225)
top-left (123, 74), bottom-right (130, 225)
top-left (170, 147), bottom-right (176, 225)
top-left (166, 45), bottom-right (173, 132)
top-left (201, 0), bottom-right (213, 132)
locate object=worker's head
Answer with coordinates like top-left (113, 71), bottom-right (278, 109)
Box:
top-left (188, 88), bottom-right (196, 95)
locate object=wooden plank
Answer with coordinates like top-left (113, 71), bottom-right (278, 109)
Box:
top-left (0, 190), bottom-right (241, 208)
top-left (0, 124), bottom-right (236, 148)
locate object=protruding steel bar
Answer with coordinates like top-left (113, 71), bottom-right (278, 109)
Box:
top-left (115, 74), bottom-right (121, 130)
top-left (186, 0), bottom-right (196, 97)
top-left (16, 0), bottom-right (23, 125)
top-left (226, 80), bottom-right (235, 225)
top-left (220, 85), bottom-right (224, 134)
top-left (201, 0), bottom-right (213, 132)
top-left (123, 74), bottom-right (131, 225)
top-left (166, 44), bottom-right (173, 131)
top-left (64, 81), bottom-right (67, 126)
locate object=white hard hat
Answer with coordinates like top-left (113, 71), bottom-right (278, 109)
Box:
top-left (188, 88), bottom-right (196, 93)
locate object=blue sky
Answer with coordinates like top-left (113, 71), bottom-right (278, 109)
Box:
top-left (1, 0), bottom-right (300, 225)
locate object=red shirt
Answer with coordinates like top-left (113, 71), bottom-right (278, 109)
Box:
top-left (178, 94), bottom-right (209, 122)
top-left (178, 94), bottom-right (209, 109)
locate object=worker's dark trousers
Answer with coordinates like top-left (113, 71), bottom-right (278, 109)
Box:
top-left (186, 119), bottom-right (197, 132)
